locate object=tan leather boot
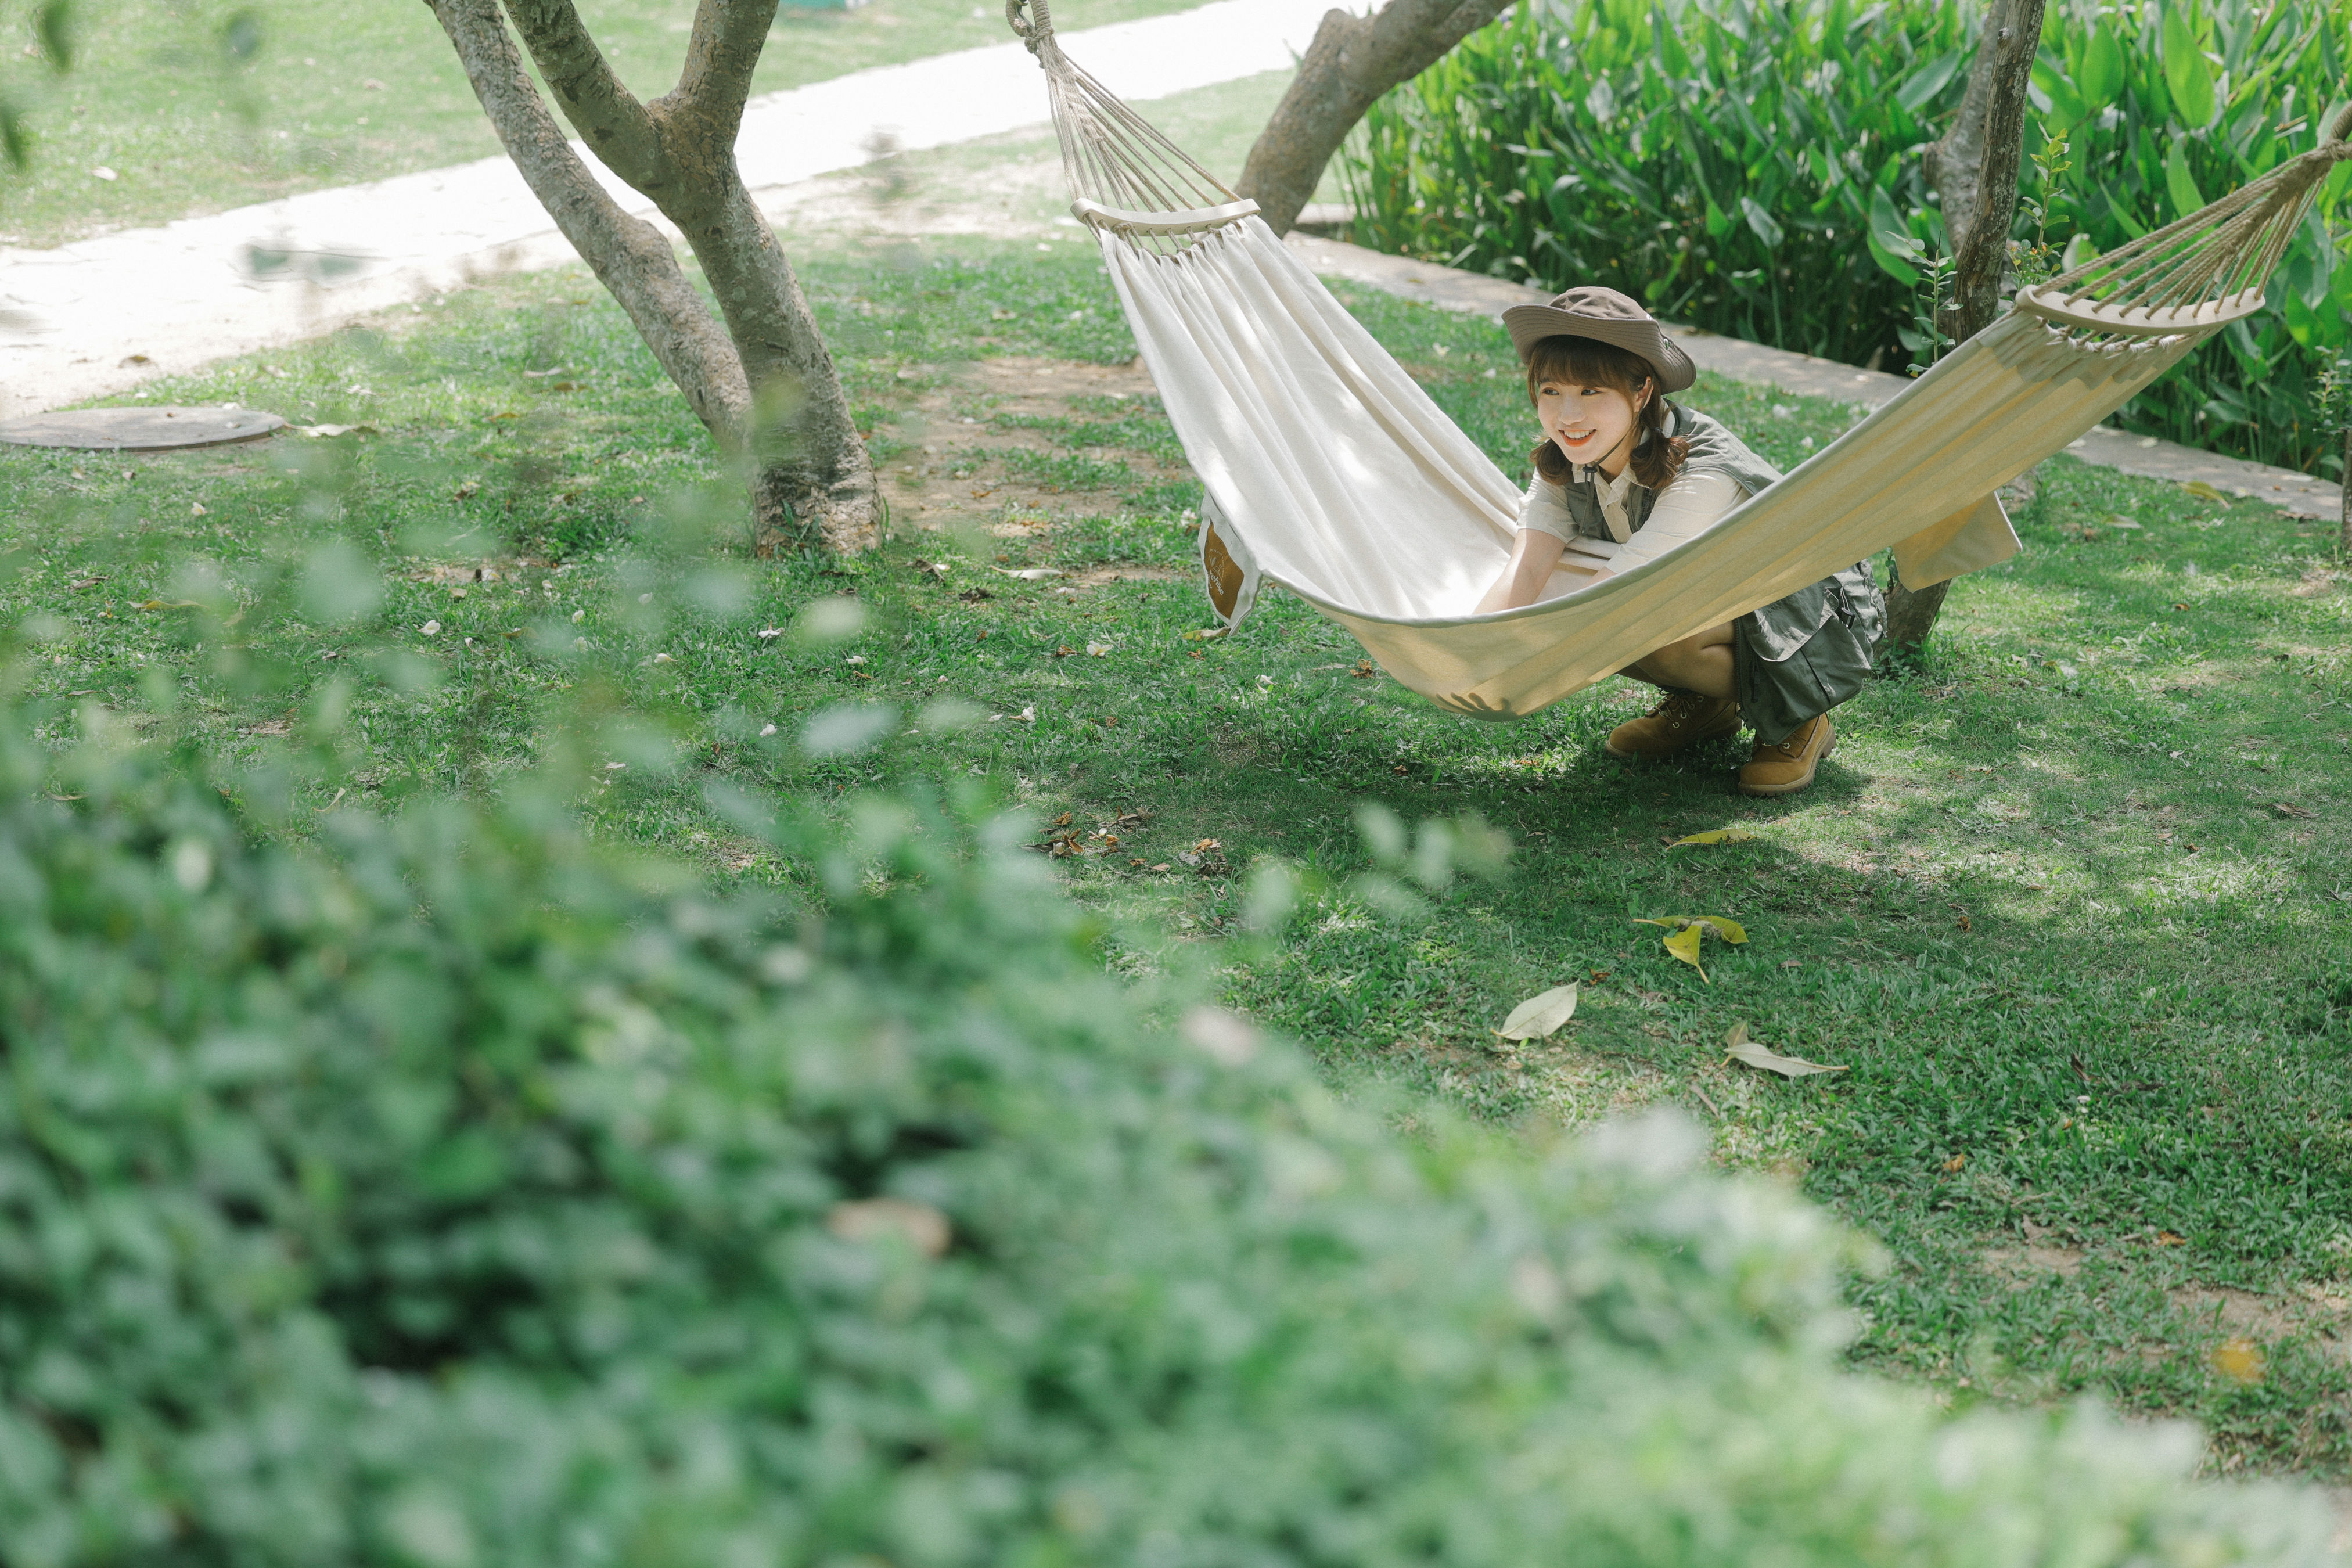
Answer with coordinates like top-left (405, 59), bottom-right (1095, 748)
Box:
top-left (1605, 692), bottom-right (1743, 760)
top-left (1737, 714), bottom-right (1836, 796)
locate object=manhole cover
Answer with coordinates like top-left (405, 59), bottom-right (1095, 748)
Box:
top-left (0, 405), bottom-right (287, 451)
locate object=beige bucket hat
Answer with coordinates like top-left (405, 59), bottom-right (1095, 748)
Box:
top-left (1501, 285), bottom-right (1696, 394)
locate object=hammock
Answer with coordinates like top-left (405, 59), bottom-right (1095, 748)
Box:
top-left (1008, 0), bottom-right (2351, 719)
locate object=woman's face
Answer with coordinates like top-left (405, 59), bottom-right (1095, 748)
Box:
top-left (1534, 376), bottom-right (1649, 476)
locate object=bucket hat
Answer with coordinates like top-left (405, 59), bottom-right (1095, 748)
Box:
top-left (1501, 285), bottom-right (1696, 394)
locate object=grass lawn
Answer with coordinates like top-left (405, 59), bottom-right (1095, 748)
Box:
top-left (5, 231), bottom-right (2350, 1479)
top-left (0, 0), bottom-right (1205, 249)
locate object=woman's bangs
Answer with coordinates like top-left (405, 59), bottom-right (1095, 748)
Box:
top-left (1524, 335), bottom-right (1650, 394)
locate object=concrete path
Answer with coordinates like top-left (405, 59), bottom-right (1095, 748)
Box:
top-left (1290, 231), bottom-right (2345, 522)
top-left (0, 0), bottom-right (1348, 422)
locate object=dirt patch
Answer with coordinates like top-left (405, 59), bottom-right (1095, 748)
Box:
top-left (1984, 1219), bottom-right (2085, 1283)
top-left (883, 356), bottom-right (1182, 538)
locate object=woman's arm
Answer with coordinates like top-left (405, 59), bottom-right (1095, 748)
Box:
top-left (1476, 528), bottom-right (1571, 613)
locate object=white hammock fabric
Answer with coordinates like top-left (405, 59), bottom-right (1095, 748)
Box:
top-left (1010, 0), bottom-right (2351, 721)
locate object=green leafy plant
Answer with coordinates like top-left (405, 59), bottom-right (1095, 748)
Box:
top-left (0, 679), bottom-right (2341, 1565)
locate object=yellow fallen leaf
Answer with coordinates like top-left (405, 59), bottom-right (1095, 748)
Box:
top-left (1661, 922), bottom-right (1706, 976)
top-left (1495, 983), bottom-right (1579, 1041)
top-left (1669, 829), bottom-right (1758, 848)
top-left (1633, 915), bottom-right (1747, 981)
top-left (2209, 1337), bottom-right (2265, 1385)
top-left (2181, 480), bottom-right (2229, 504)
top-left (1724, 1019), bottom-right (1846, 1077)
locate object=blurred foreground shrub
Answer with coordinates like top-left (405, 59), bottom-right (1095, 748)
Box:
top-left (1348, 0), bottom-right (2351, 476)
top-left (0, 711), bottom-right (2337, 1567)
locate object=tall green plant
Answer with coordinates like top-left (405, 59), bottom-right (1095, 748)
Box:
top-left (1348, 0), bottom-right (2352, 476)
top-left (2027, 0), bottom-right (2351, 473)
top-left (1346, 0), bottom-right (1972, 371)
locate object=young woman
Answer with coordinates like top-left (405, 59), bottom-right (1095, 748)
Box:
top-left (1475, 286), bottom-right (1885, 797)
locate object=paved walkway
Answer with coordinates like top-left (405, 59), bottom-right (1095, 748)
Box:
top-left (1291, 231), bottom-right (2344, 522)
top-left (0, 0), bottom-right (1348, 421)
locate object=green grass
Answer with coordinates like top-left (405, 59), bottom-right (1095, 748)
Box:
top-left (0, 0), bottom-right (1208, 249)
top-left (5, 233), bottom-right (2350, 1479)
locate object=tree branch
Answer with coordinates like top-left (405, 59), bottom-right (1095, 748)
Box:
top-left (426, 0), bottom-right (751, 447)
top-left (1235, 0), bottom-right (1510, 236)
top-left (501, 0), bottom-right (669, 192)
top-left (670, 0), bottom-right (779, 136)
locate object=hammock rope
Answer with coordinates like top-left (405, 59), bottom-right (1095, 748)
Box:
top-left (1005, 0), bottom-right (2350, 720)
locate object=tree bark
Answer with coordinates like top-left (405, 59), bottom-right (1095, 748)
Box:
top-left (1882, 0), bottom-right (2044, 656)
top-left (1234, 0), bottom-right (1510, 237)
top-left (428, 0), bottom-right (879, 554)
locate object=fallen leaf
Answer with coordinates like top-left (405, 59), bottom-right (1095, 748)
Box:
top-left (2273, 803), bottom-right (2315, 819)
top-left (958, 588), bottom-right (994, 604)
top-left (294, 423), bottom-right (379, 438)
top-left (2155, 1229), bottom-right (2186, 1246)
top-left (1350, 659), bottom-right (1376, 678)
top-left (826, 1197), bottom-right (950, 1258)
top-left (1955, 914), bottom-right (1972, 932)
top-left (2181, 480), bottom-right (2229, 504)
top-left (1633, 914), bottom-right (1747, 981)
top-left (1086, 641), bottom-right (1111, 657)
top-left (1779, 958), bottom-right (1801, 969)
top-left (1723, 1021), bottom-right (1847, 1078)
top-left (1052, 812), bottom-right (1073, 827)
top-left (2209, 1337), bottom-right (2265, 1385)
top-left (1587, 968), bottom-right (1610, 983)
top-left (1669, 829), bottom-right (1758, 848)
top-left (994, 566), bottom-right (1064, 580)
top-left (912, 558), bottom-right (951, 580)
top-left (1942, 1153), bottom-right (1967, 1173)
top-left (2103, 513), bottom-right (2142, 530)
top-left (68, 576), bottom-right (105, 589)
top-left (1495, 983), bottom-right (1579, 1041)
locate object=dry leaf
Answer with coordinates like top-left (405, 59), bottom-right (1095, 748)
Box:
top-left (2103, 513), bottom-right (2142, 530)
top-left (1941, 1153), bottom-right (1967, 1173)
top-left (1633, 914), bottom-right (1747, 981)
top-left (1182, 627), bottom-right (1228, 642)
top-left (1668, 829), bottom-right (1758, 848)
top-left (2155, 1229), bottom-right (2186, 1246)
top-left (1350, 659), bottom-right (1376, 677)
top-left (2272, 803), bottom-right (2315, 819)
top-left (827, 1197), bottom-right (950, 1258)
top-left (1722, 1021), bottom-right (1846, 1078)
top-left (994, 567), bottom-right (1064, 580)
top-left (1495, 983), bottom-right (1579, 1041)
top-left (2181, 480), bottom-right (2229, 504)
top-left (2209, 1337), bottom-right (2265, 1385)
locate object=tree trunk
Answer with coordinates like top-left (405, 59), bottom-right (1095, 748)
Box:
top-left (1234, 0), bottom-right (1509, 237)
top-left (427, 0), bottom-right (879, 554)
top-left (1882, 0), bottom-right (2044, 656)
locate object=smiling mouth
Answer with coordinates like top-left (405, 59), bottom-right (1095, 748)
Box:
top-left (1558, 428), bottom-right (1596, 443)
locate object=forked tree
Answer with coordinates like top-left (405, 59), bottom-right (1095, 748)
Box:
top-left (426, 0), bottom-right (878, 553)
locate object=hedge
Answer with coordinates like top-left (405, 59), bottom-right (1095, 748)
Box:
top-left (0, 712), bottom-right (2336, 1567)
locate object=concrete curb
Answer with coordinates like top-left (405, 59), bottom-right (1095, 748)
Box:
top-left (1286, 231), bottom-right (2343, 523)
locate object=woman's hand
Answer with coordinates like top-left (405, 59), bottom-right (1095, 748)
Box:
top-left (1476, 529), bottom-right (1572, 613)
